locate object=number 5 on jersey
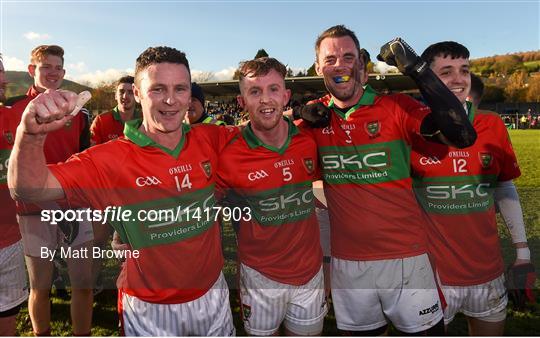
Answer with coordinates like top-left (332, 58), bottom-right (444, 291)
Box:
top-left (283, 167), bottom-right (292, 182)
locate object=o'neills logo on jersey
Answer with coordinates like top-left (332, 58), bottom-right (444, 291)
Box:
top-left (419, 156), bottom-right (442, 166)
top-left (3, 131), bottom-right (13, 145)
top-left (364, 120), bottom-right (380, 138)
top-left (479, 152), bottom-right (493, 169)
top-left (108, 133), bottom-right (119, 140)
top-left (135, 176), bottom-right (162, 187)
top-left (303, 157), bottom-right (314, 174)
top-left (340, 123), bottom-right (355, 130)
top-left (449, 150), bottom-right (470, 158)
top-left (248, 170), bottom-right (269, 181)
top-left (200, 160), bottom-right (212, 178)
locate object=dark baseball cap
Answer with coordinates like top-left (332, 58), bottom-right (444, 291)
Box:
top-left (191, 82), bottom-right (205, 105)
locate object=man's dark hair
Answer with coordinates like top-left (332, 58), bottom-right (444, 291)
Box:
top-left (315, 25), bottom-right (361, 61)
top-left (117, 75), bottom-right (134, 87)
top-left (360, 48), bottom-right (370, 71)
top-left (421, 41), bottom-right (470, 66)
top-left (135, 47), bottom-right (190, 85)
top-left (238, 57), bottom-right (287, 81)
top-left (470, 73), bottom-right (484, 106)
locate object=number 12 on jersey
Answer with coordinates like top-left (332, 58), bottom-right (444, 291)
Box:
top-left (452, 159), bottom-right (468, 173)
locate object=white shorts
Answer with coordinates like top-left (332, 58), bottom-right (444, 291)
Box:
top-left (18, 213), bottom-right (93, 257)
top-left (0, 241), bottom-right (28, 312)
top-left (442, 274), bottom-right (507, 324)
top-left (240, 264), bottom-right (327, 336)
top-left (331, 253), bottom-right (443, 333)
top-left (120, 272), bottom-right (235, 336)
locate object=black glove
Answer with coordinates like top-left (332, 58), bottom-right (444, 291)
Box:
top-left (506, 263), bottom-right (537, 310)
top-left (377, 37), bottom-right (428, 77)
top-left (57, 220), bottom-right (80, 245)
top-left (222, 189), bottom-right (250, 235)
top-left (292, 102), bottom-right (331, 128)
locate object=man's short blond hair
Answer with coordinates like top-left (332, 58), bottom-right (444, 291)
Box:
top-left (30, 45), bottom-right (64, 65)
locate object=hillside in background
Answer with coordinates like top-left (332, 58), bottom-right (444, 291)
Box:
top-left (5, 50), bottom-right (540, 110)
top-left (470, 51), bottom-right (540, 76)
top-left (469, 51), bottom-right (540, 104)
top-left (5, 71), bottom-right (91, 98)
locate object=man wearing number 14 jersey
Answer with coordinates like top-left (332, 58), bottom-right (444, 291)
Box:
top-left (8, 46), bottom-right (237, 336)
top-left (217, 57), bottom-right (326, 336)
top-left (411, 41), bottom-right (531, 335)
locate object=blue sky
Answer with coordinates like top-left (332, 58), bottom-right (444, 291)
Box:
top-left (1, 0), bottom-right (538, 86)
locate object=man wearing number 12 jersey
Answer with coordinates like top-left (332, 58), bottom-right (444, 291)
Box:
top-left (217, 57), bottom-right (326, 336)
top-left (411, 41), bottom-right (531, 335)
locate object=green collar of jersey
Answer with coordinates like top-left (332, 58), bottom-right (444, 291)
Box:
top-left (112, 106), bottom-right (141, 123)
top-left (329, 84), bottom-right (377, 120)
top-left (124, 119), bottom-right (191, 158)
top-left (466, 101), bottom-right (475, 124)
top-left (242, 117), bottom-right (299, 155)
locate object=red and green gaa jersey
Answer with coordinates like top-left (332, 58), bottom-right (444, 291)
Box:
top-left (300, 86), bottom-right (431, 261)
top-left (50, 120), bottom-right (238, 304)
top-left (90, 107), bottom-right (140, 145)
top-left (217, 118), bottom-right (322, 285)
top-left (411, 104), bottom-right (521, 286)
top-left (0, 106), bottom-right (20, 248)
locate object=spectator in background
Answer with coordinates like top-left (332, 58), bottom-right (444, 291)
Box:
top-left (468, 73), bottom-right (484, 110)
top-left (5, 44), bottom-right (93, 336)
top-left (187, 82), bottom-right (225, 125)
top-left (90, 75), bottom-right (139, 146)
top-left (0, 53), bottom-right (29, 337)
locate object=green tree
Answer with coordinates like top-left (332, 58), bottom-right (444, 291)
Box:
top-left (504, 71), bottom-right (528, 102)
top-left (286, 67), bottom-right (294, 77)
top-left (482, 85), bottom-right (505, 103)
top-left (526, 76), bottom-right (540, 102)
top-left (85, 82), bottom-right (116, 114)
top-left (306, 63), bottom-right (317, 76)
top-left (254, 49), bottom-right (269, 59)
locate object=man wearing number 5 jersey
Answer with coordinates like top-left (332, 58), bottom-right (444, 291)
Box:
top-left (411, 41), bottom-right (532, 335)
top-left (217, 57), bottom-right (327, 336)
top-left (8, 46), bottom-right (238, 336)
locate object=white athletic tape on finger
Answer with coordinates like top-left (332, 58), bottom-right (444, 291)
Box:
top-left (70, 91), bottom-right (92, 116)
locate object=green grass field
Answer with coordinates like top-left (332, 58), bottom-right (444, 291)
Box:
top-left (15, 130), bottom-right (540, 336)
